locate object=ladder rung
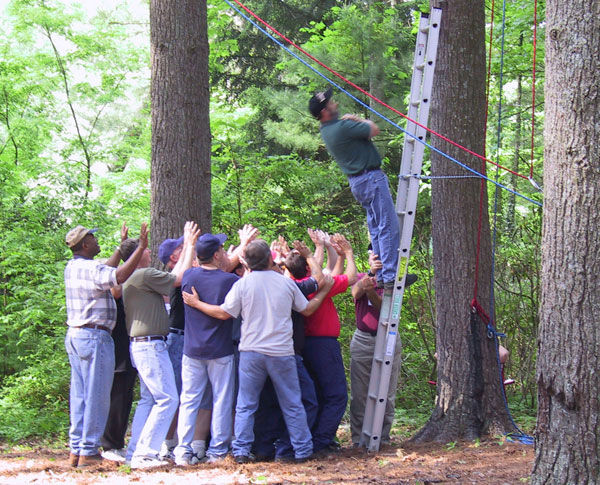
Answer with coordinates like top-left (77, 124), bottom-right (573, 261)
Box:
top-left (410, 100), bottom-right (420, 107)
top-left (415, 63), bottom-right (425, 71)
top-left (420, 25), bottom-right (430, 34)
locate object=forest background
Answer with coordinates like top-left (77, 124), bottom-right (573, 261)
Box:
top-left (0, 0), bottom-right (543, 442)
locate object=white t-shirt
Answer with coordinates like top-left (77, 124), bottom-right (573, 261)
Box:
top-left (220, 270), bottom-right (308, 357)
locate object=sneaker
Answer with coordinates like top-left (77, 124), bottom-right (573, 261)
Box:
top-left (101, 448), bottom-right (127, 463)
top-left (159, 442), bottom-right (175, 461)
top-left (294, 454), bottom-right (314, 463)
top-left (77, 454), bottom-right (104, 468)
top-left (191, 440), bottom-right (207, 461)
top-left (130, 455), bottom-right (169, 470)
top-left (201, 454), bottom-right (228, 464)
top-left (405, 273), bottom-right (418, 287)
top-left (274, 454), bottom-right (294, 463)
top-left (174, 453), bottom-right (193, 467)
top-left (234, 453), bottom-right (256, 464)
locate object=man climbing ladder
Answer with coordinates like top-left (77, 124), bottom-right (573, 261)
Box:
top-left (308, 89), bottom-right (401, 289)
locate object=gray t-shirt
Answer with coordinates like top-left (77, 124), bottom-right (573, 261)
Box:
top-left (220, 270), bottom-right (308, 357)
top-left (123, 267), bottom-right (176, 337)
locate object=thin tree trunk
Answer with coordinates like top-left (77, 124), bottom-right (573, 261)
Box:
top-left (150, 0), bottom-right (211, 264)
top-left (413, 0), bottom-right (514, 443)
top-left (532, 0), bottom-right (600, 482)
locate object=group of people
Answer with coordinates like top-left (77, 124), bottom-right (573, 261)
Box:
top-left (63, 87), bottom-right (408, 470)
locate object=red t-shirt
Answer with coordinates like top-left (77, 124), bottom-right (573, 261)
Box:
top-left (302, 274), bottom-right (349, 337)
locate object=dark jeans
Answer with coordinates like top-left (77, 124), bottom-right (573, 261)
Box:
top-left (101, 368), bottom-right (137, 451)
top-left (252, 355), bottom-right (318, 458)
top-left (303, 337), bottom-right (348, 451)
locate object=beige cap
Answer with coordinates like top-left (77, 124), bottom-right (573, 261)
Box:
top-left (65, 225), bottom-right (97, 248)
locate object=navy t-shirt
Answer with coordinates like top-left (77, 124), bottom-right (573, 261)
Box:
top-left (181, 267), bottom-right (239, 360)
top-left (291, 277), bottom-right (318, 354)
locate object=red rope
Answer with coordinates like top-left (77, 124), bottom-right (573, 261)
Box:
top-left (529, 0), bottom-right (538, 179)
top-left (228, 0), bottom-right (531, 181)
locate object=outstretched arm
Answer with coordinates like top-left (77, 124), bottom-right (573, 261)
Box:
top-left (182, 286), bottom-right (233, 320)
top-left (171, 221), bottom-right (201, 286)
top-left (115, 223), bottom-right (149, 284)
top-left (300, 274), bottom-right (334, 316)
top-left (226, 224), bottom-right (259, 272)
top-left (307, 228), bottom-right (325, 268)
top-left (293, 240), bottom-right (324, 287)
top-left (332, 234), bottom-right (357, 285)
top-left (106, 222), bottom-right (129, 268)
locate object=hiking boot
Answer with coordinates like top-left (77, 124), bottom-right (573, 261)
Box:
top-left (77, 454), bottom-right (103, 468)
top-left (68, 453), bottom-right (79, 468)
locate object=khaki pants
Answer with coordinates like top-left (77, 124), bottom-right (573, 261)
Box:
top-left (349, 329), bottom-right (402, 444)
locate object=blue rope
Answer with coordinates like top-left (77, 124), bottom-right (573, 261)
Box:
top-left (487, 1), bottom-right (533, 445)
top-left (221, 0), bottom-right (542, 208)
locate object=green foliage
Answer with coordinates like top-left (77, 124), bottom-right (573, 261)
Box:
top-left (0, 0), bottom-right (545, 443)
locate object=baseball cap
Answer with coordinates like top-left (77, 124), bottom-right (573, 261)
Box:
top-left (196, 233), bottom-right (228, 261)
top-left (309, 87), bottom-right (333, 118)
top-left (65, 226), bottom-right (98, 248)
top-left (158, 236), bottom-right (184, 265)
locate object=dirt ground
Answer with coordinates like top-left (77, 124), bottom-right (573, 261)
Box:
top-left (0, 438), bottom-right (533, 484)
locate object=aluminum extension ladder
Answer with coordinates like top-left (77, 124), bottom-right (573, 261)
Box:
top-left (359, 8), bottom-right (441, 452)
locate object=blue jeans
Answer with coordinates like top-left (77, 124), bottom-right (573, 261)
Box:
top-left (348, 169), bottom-right (400, 283)
top-left (166, 332), bottom-right (184, 395)
top-left (175, 354), bottom-right (234, 458)
top-left (65, 326), bottom-right (115, 456)
top-left (234, 351), bottom-right (312, 459)
top-left (303, 337), bottom-right (348, 451)
top-left (275, 355), bottom-right (319, 458)
top-left (127, 339), bottom-right (179, 460)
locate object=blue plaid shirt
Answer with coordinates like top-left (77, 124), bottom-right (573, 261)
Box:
top-left (65, 256), bottom-right (118, 330)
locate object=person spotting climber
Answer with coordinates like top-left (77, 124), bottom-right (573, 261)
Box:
top-left (309, 87), bottom-right (400, 288)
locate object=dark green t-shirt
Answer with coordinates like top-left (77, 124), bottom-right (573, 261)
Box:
top-left (320, 118), bottom-right (382, 175)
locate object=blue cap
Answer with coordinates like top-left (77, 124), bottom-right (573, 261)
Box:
top-left (158, 236), bottom-right (184, 265)
top-left (196, 233), bottom-right (227, 261)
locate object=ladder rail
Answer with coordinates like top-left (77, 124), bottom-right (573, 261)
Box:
top-left (359, 8), bottom-right (441, 452)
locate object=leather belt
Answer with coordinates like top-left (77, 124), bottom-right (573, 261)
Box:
top-left (169, 327), bottom-right (184, 335)
top-left (130, 335), bottom-right (167, 342)
top-left (80, 323), bottom-right (111, 333)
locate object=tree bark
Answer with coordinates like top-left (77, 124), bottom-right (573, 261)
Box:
top-left (150, 0), bottom-right (211, 264)
top-left (532, 0), bottom-right (600, 482)
top-left (413, 0), bottom-right (514, 443)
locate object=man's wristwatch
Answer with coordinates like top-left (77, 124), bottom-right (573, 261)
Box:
top-left (367, 271), bottom-right (375, 277)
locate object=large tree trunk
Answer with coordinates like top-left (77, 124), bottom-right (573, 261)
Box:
top-left (532, 0), bottom-right (600, 482)
top-left (150, 0), bottom-right (211, 263)
top-left (413, 0), bottom-right (514, 442)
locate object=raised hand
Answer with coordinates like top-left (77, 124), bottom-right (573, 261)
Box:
top-left (293, 240), bottom-right (312, 259)
top-left (239, 224), bottom-right (259, 247)
top-left (120, 222), bottom-right (129, 242)
top-left (138, 223), bottom-right (149, 249)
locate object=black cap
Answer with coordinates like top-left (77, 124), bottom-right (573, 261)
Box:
top-left (309, 87), bottom-right (333, 118)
